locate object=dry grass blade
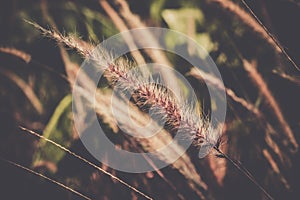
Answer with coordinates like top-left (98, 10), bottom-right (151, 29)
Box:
top-left (264, 128), bottom-right (290, 166)
top-left (211, 0), bottom-right (299, 70)
top-left (190, 66), bottom-right (291, 164)
top-left (99, 0), bottom-right (146, 65)
top-left (272, 70), bottom-right (300, 85)
top-left (1, 46), bottom-right (68, 81)
top-left (188, 67), bottom-right (279, 198)
top-left (242, 59), bottom-right (298, 150)
top-left (240, 0), bottom-right (299, 71)
top-left (217, 32), bottom-right (294, 168)
top-left (40, 0), bottom-right (80, 84)
top-left (262, 149), bottom-right (290, 189)
top-left (0, 47), bottom-right (31, 63)
top-left (124, 139), bottom-right (186, 200)
top-left (0, 69), bottom-right (43, 114)
top-left (111, 0), bottom-right (182, 95)
top-left (188, 67), bottom-right (261, 117)
top-left (0, 157), bottom-right (91, 200)
top-left (19, 126), bottom-right (154, 200)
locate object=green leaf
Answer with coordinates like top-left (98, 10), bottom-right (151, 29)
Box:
top-left (33, 94), bottom-right (73, 170)
top-left (162, 8), bottom-right (217, 54)
top-left (162, 8), bottom-right (204, 33)
top-left (150, 0), bottom-right (167, 23)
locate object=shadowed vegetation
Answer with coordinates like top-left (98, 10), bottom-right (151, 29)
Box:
top-left (0, 0), bottom-right (300, 199)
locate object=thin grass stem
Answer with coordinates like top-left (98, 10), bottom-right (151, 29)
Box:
top-left (19, 126), bottom-right (153, 200)
top-left (0, 157), bottom-right (92, 200)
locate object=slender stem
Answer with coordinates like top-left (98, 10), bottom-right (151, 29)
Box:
top-left (213, 146), bottom-right (274, 200)
top-left (0, 157), bottom-right (91, 200)
top-left (19, 126), bottom-right (154, 200)
top-left (240, 0), bottom-right (300, 71)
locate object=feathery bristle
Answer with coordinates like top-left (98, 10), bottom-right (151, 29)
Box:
top-left (92, 53), bottom-right (216, 147)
